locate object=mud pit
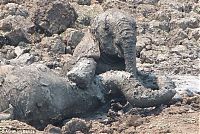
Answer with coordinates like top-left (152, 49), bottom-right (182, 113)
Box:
top-left (0, 0), bottom-right (199, 133)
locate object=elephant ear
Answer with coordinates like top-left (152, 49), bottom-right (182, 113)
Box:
top-left (73, 30), bottom-right (100, 61)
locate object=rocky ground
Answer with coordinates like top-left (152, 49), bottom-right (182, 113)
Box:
top-left (0, 0), bottom-right (199, 134)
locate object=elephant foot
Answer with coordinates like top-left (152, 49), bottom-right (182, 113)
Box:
top-left (67, 57), bottom-right (97, 89)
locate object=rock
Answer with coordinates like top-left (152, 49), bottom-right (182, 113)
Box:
top-left (14, 46), bottom-right (24, 57)
top-left (0, 64), bottom-right (14, 76)
top-left (61, 28), bottom-right (84, 50)
top-left (193, 4), bottom-right (200, 14)
top-left (189, 28), bottom-right (200, 40)
top-left (0, 64), bottom-right (105, 129)
top-left (171, 45), bottom-right (187, 53)
top-left (5, 28), bottom-right (31, 46)
top-left (44, 124), bottom-right (62, 134)
top-left (0, 14), bottom-right (33, 46)
top-left (142, 0), bottom-right (160, 5)
top-left (140, 49), bottom-right (155, 64)
top-left (180, 89), bottom-right (195, 97)
top-left (14, 46), bottom-right (30, 57)
top-left (102, 0), bottom-right (137, 14)
top-left (32, 0), bottom-right (77, 34)
top-left (9, 53), bottom-right (35, 65)
top-left (40, 34), bottom-right (66, 54)
top-left (75, 0), bottom-right (91, 5)
top-left (71, 2), bottom-right (103, 28)
top-left (136, 4), bottom-right (158, 19)
top-left (62, 118), bottom-right (90, 134)
top-left (73, 30), bottom-right (100, 61)
top-left (171, 17), bottom-right (199, 30)
top-left (0, 46), bottom-right (17, 60)
top-left (0, 36), bottom-right (9, 46)
top-left (136, 36), bottom-right (152, 57)
top-left (3, 3), bottom-right (29, 17)
top-left (168, 30), bottom-right (188, 46)
top-left (172, 93), bottom-right (183, 103)
top-left (61, 54), bottom-right (76, 76)
top-left (0, 104), bottom-right (14, 121)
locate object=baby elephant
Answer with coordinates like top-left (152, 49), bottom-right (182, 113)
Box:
top-left (91, 8), bottom-right (137, 76)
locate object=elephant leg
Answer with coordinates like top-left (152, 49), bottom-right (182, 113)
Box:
top-left (67, 57), bottom-right (97, 89)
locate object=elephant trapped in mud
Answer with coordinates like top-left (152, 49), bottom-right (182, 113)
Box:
top-left (69, 8), bottom-right (176, 110)
top-left (0, 62), bottom-right (175, 129)
top-left (0, 64), bottom-right (105, 129)
top-left (72, 9), bottom-right (137, 75)
top-left (0, 9), bottom-right (176, 130)
top-left (91, 8), bottom-right (137, 76)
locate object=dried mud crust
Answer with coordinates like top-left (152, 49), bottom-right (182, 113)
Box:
top-left (0, 120), bottom-right (42, 134)
top-left (88, 95), bottom-right (200, 134)
top-left (0, 101), bottom-right (199, 134)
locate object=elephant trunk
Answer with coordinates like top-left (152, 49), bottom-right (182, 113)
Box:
top-left (99, 71), bottom-right (176, 108)
top-left (115, 18), bottom-right (137, 76)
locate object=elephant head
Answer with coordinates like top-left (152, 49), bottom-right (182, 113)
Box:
top-left (91, 8), bottom-right (137, 76)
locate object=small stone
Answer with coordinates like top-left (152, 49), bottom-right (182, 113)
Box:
top-left (77, 0), bottom-right (91, 5)
top-left (44, 124), bottom-right (62, 134)
top-left (40, 34), bottom-right (66, 54)
top-left (62, 118), bottom-right (90, 134)
top-left (61, 28), bottom-right (84, 49)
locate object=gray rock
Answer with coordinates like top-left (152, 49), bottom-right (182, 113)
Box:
top-left (44, 124), bottom-right (62, 134)
top-left (40, 34), bottom-right (66, 54)
top-left (141, 0), bottom-right (159, 5)
top-left (170, 17), bottom-right (199, 30)
top-left (4, 3), bottom-right (29, 17)
top-left (193, 4), bottom-right (200, 14)
top-left (73, 30), bottom-right (100, 61)
top-left (5, 28), bottom-right (31, 46)
top-left (0, 36), bottom-right (9, 46)
top-left (76, 0), bottom-right (91, 5)
top-left (0, 15), bottom-right (33, 46)
top-left (32, 0), bottom-right (77, 34)
top-left (0, 104), bottom-right (14, 121)
top-left (62, 118), bottom-right (90, 134)
top-left (189, 28), bottom-right (200, 40)
top-left (61, 28), bottom-right (84, 50)
top-left (61, 54), bottom-right (76, 76)
top-left (140, 49), bottom-right (155, 64)
top-left (9, 53), bottom-right (34, 65)
top-left (71, 2), bottom-right (103, 28)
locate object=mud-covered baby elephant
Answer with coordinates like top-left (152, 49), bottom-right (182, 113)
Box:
top-left (91, 8), bottom-right (137, 76)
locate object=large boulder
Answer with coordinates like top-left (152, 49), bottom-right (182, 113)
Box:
top-left (32, 0), bottom-right (78, 35)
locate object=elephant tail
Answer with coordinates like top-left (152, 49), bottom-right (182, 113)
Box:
top-left (99, 71), bottom-right (176, 108)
